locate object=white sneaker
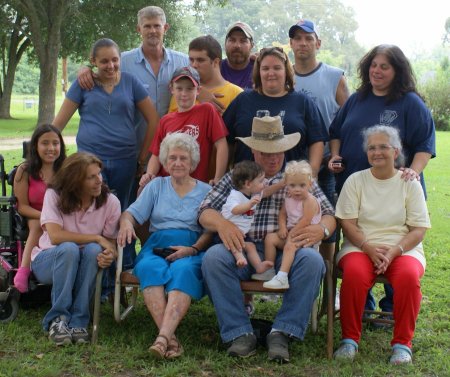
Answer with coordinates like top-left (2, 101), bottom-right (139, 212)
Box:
top-left (263, 275), bottom-right (289, 289)
top-left (251, 267), bottom-right (276, 281)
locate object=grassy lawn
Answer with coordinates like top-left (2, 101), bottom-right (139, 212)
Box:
top-left (0, 132), bottom-right (449, 377)
top-left (0, 97), bottom-right (79, 138)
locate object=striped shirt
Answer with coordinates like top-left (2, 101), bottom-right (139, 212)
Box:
top-left (199, 170), bottom-right (335, 242)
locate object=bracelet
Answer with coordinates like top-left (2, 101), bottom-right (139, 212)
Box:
top-left (397, 244), bottom-right (405, 254)
top-left (191, 246), bottom-right (199, 255)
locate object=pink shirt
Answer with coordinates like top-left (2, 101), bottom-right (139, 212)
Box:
top-left (28, 176), bottom-right (47, 211)
top-left (285, 195), bottom-right (322, 229)
top-left (31, 189), bottom-right (121, 261)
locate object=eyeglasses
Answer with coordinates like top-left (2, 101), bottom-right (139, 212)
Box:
top-left (258, 46), bottom-right (287, 61)
top-left (367, 144), bottom-right (394, 152)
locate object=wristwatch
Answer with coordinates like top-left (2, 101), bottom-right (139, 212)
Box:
top-left (319, 223), bottom-right (330, 238)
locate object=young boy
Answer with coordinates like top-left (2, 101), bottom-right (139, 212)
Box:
top-left (221, 160), bottom-right (281, 273)
top-left (140, 66), bottom-right (228, 187)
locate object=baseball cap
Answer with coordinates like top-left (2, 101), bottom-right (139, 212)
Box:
top-left (288, 19), bottom-right (319, 38)
top-left (171, 66), bottom-right (200, 87)
top-left (226, 21), bottom-right (254, 41)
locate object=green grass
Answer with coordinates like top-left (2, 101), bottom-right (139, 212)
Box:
top-left (0, 97), bottom-right (79, 138)
top-left (0, 132), bottom-right (449, 376)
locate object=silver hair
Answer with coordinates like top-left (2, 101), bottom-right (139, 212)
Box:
top-left (159, 133), bottom-right (200, 172)
top-left (283, 160), bottom-right (313, 181)
top-left (362, 125), bottom-right (405, 167)
top-left (137, 6), bottom-right (166, 25)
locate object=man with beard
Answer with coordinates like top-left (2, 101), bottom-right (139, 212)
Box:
top-left (220, 22), bottom-right (255, 89)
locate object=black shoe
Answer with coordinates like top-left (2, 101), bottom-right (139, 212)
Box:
top-left (227, 333), bottom-right (257, 358)
top-left (70, 327), bottom-right (90, 344)
top-left (266, 331), bottom-right (289, 363)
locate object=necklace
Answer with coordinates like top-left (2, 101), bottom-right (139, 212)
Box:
top-left (95, 72), bottom-right (119, 88)
top-left (95, 73), bottom-right (119, 114)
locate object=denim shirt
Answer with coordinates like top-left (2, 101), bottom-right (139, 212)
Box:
top-left (121, 46), bottom-right (189, 155)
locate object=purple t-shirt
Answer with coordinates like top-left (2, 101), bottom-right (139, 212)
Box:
top-left (220, 59), bottom-right (254, 89)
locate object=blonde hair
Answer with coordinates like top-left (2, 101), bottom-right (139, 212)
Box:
top-left (284, 160), bottom-right (313, 181)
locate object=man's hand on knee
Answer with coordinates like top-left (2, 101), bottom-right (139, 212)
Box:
top-left (290, 224), bottom-right (323, 248)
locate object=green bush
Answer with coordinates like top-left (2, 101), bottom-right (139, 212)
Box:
top-left (420, 67), bottom-right (450, 131)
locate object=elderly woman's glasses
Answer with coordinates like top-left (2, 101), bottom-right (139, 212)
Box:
top-left (367, 144), bottom-right (394, 152)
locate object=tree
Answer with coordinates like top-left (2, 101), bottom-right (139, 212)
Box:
top-left (4, 0), bottom-right (227, 125)
top-left (420, 57), bottom-right (450, 131)
top-left (0, 2), bottom-right (31, 118)
top-left (8, 0), bottom-right (71, 124)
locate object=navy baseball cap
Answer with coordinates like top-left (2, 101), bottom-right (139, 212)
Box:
top-left (171, 66), bottom-right (200, 87)
top-left (288, 19), bottom-right (319, 38)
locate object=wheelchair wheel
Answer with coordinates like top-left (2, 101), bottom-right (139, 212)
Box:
top-left (0, 295), bottom-right (19, 323)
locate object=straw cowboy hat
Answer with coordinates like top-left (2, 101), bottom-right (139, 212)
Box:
top-left (236, 116), bottom-right (301, 153)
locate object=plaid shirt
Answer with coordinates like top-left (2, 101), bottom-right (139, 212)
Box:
top-left (198, 171), bottom-right (335, 242)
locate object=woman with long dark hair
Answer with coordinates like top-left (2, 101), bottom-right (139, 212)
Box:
top-left (30, 153), bottom-right (120, 345)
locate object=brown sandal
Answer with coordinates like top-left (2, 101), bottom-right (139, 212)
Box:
top-left (165, 335), bottom-right (184, 360)
top-left (149, 334), bottom-right (169, 359)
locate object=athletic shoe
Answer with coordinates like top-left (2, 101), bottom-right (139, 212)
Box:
top-left (48, 317), bottom-right (72, 346)
top-left (70, 327), bottom-right (90, 344)
top-left (263, 275), bottom-right (289, 289)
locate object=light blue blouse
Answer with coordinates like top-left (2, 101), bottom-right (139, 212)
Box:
top-left (127, 176), bottom-right (211, 233)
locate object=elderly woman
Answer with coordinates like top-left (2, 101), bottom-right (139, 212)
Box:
top-left (328, 44), bottom-right (436, 318)
top-left (118, 133), bottom-right (211, 359)
top-left (223, 46), bottom-right (328, 177)
top-left (333, 125), bottom-right (430, 364)
top-left (30, 153), bottom-right (121, 345)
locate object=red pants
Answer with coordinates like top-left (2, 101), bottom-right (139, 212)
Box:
top-left (338, 252), bottom-right (424, 348)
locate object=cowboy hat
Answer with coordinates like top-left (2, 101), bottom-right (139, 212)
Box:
top-left (236, 116), bottom-right (301, 153)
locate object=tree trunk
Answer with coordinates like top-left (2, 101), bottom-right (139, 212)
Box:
top-left (0, 13), bottom-right (30, 119)
top-left (0, 78), bottom-right (14, 119)
top-left (36, 47), bottom-right (59, 125)
top-left (15, 0), bottom-right (69, 126)
top-left (62, 57), bottom-right (68, 94)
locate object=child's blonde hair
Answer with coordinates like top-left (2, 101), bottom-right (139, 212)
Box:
top-left (283, 160), bottom-right (313, 181)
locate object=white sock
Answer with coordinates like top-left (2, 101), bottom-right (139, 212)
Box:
top-left (277, 271), bottom-right (288, 280)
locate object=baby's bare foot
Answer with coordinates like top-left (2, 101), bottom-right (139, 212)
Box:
top-left (235, 253), bottom-right (247, 268)
top-left (255, 260), bottom-right (274, 273)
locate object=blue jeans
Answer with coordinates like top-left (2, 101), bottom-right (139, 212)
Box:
top-left (31, 242), bottom-right (102, 330)
top-left (101, 157), bottom-right (137, 294)
top-left (202, 241), bottom-right (325, 343)
top-left (365, 284), bottom-right (394, 313)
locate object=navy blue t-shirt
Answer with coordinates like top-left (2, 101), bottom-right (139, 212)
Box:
top-left (223, 90), bottom-right (328, 164)
top-left (329, 91), bottom-right (436, 194)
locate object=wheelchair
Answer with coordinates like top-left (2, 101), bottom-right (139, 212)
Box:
top-left (0, 147), bottom-right (51, 323)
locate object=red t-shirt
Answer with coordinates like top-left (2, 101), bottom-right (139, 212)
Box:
top-left (150, 102), bottom-right (228, 182)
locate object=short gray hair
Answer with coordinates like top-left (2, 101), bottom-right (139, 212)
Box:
top-left (159, 133), bottom-right (200, 172)
top-left (362, 125), bottom-right (405, 167)
top-left (137, 6), bottom-right (166, 25)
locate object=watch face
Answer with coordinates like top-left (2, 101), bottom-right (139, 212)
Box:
top-left (320, 223), bottom-right (329, 237)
